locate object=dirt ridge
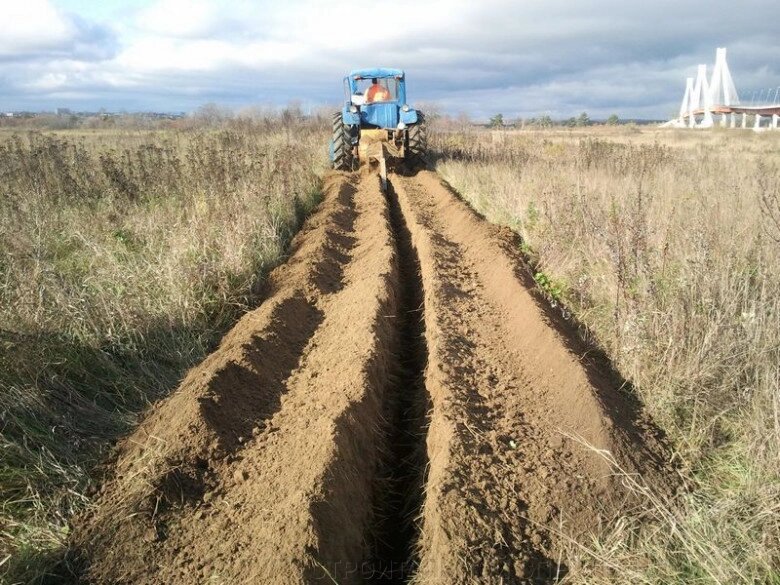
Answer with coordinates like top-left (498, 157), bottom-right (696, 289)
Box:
top-left (392, 171), bottom-right (674, 584)
top-left (71, 170), bottom-right (675, 585)
top-left (73, 173), bottom-right (402, 583)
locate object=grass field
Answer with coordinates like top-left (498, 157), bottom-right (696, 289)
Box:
top-left (1, 119), bottom-right (778, 583)
top-left (432, 126), bottom-right (780, 583)
top-left (0, 119), bottom-right (327, 581)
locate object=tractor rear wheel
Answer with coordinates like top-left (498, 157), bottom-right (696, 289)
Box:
top-left (406, 112), bottom-right (427, 166)
top-left (331, 112), bottom-right (356, 171)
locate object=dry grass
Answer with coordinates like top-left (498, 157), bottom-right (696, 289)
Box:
top-left (0, 119), bottom-right (328, 582)
top-left (3, 116), bottom-right (778, 582)
top-left (432, 126), bottom-right (780, 583)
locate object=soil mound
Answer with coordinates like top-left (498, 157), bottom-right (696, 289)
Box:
top-left (71, 171), bottom-right (676, 584)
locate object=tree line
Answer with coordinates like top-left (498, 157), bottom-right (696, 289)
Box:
top-left (488, 112), bottom-right (621, 128)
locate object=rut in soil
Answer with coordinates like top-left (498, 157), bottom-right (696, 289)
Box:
top-left (368, 178), bottom-right (430, 584)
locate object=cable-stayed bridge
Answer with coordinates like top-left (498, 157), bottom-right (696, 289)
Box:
top-left (665, 48), bottom-right (780, 130)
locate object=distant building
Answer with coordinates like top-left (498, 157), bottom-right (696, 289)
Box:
top-left (4, 112), bottom-right (13, 117)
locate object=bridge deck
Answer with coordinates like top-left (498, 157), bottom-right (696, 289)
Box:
top-left (685, 105), bottom-right (780, 117)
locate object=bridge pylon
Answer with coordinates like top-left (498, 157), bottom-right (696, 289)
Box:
top-left (664, 47), bottom-right (778, 131)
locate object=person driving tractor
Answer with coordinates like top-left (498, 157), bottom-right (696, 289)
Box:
top-left (365, 78), bottom-right (391, 103)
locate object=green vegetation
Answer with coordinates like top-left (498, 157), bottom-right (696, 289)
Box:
top-left (489, 113), bottom-right (505, 128)
top-left (432, 126), bottom-right (780, 583)
top-left (0, 120), bottom-right (327, 582)
top-left (532, 271), bottom-right (566, 302)
top-left (534, 115), bottom-right (554, 128)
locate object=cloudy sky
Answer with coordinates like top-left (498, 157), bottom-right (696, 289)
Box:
top-left (2, 0), bottom-right (778, 120)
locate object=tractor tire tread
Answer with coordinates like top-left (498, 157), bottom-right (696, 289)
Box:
top-left (331, 111), bottom-right (356, 171)
top-left (407, 111), bottom-right (427, 167)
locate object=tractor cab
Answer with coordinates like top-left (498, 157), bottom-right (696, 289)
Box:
top-left (348, 75), bottom-right (399, 105)
top-left (341, 68), bottom-right (419, 130)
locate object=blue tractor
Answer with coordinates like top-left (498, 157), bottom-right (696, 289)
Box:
top-left (330, 68), bottom-right (426, 173)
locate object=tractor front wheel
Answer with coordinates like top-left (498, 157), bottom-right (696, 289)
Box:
top-left (331, 112), bottom-right (356, 171)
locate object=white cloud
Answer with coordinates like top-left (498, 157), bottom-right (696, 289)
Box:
top-left (0, 0), bottom-right (76, 57)
top-left (136, 0), bottom-right (234, 39)
top-left (1, 0), bottom-right (778, 117)
top-left (116, 37), bottom-right (307, 73)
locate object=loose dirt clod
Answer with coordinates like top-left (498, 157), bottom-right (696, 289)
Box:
top-left (71, 170), bottom-right (675, 585)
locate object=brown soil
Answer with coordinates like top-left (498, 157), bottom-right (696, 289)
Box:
top-left (71, 170), bottom-right (676, 584)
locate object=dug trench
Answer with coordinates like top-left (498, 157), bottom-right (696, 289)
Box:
top-left (69, 170), bottom-right (676, 584)
top-left (365, 178), bottom-right (430, 584)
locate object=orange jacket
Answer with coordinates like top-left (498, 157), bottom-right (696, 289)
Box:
top-left (365, 84), bottom-right (391, 103)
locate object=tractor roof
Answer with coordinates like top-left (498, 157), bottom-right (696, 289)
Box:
top-left (349, 68), bottom-right (404, 80)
